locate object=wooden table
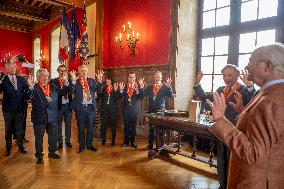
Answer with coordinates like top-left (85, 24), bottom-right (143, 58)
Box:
top-left (147, 115), bottom-right (217, 167)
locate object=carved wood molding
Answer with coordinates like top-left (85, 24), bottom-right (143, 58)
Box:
top-left (0, 1), bottom-right (50, 22)
top-left (0, 16), bottom-right (33, 32)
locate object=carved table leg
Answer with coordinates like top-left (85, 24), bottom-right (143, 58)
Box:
top-left (191, 135), bottom-right (197, 158)
top-left (177, 132), bottom-right (182, 152)
top-left (208, 139), bottom-right (215, 167)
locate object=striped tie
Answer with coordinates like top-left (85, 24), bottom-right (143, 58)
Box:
top-left (11, 76), bottom-right (16, 89)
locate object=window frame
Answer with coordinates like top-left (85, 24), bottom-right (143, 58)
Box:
top-left (197, 0), bottom-right (283, 92)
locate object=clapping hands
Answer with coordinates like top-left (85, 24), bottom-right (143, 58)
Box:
top-left (70, 70), bottom-right (77, 82)
top-left (96, 70), bottom-right (104, 82)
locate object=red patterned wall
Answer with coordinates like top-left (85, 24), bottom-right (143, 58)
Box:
top-left (102, 0), bottom-right (171, 68)
top-left (0, 29), bottom-right (32, 74)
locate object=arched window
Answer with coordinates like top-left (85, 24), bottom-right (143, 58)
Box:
top-left (33, 37), bottom-right (41, 80)
top-left (50, 26), bottom-right (61, 79)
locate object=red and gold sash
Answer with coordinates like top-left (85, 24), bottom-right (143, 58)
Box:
top-left (38, 82), bottom-right (51, 99)
top-left (106, 86), bottom-right (113, 96)
top-left (153, 84), bottom-right (162, 97)
top-left (78, 77), bottom-right (89, 93)
top-left (126, 82), bottom-right (137, 98)
top-left (58, 77), bottom-right (63, 89)
top-left (223, 82), bottom-right (241, 102)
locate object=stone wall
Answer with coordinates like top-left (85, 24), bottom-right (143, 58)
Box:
top-left (174, 0), bottom-right (199, 111)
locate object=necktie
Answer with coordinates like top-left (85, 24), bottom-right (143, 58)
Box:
top-left (11, 76), bottom-right (16, 89)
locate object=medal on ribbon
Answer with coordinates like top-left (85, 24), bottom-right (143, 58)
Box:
top-left (153, 84), bottom-right (162, 101)
top-left (127, 82), bottom-right (137, 105)
top-left (78, 77), bottom-right (91, 101)
top-left (223, 82), bottom-right (241, 102)
top-left (58, 77), bottom-right (64, 89)
top-left (38, 82), bottom-right (52, 103)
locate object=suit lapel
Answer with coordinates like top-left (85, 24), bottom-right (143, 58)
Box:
top-left (35, 84), bottom-right (49, 105)
top-left (4, 75), bottom-right (16, 90)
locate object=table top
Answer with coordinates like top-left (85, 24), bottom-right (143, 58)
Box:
top-left (147, 114), bottom-right (216, 139)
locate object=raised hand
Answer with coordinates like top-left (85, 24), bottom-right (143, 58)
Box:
top-left (62, 72), bottom-right (68, 84)
top-left (138, 78), bottom-right (145, 88)
top-left (96, 70), bottom-right (104, 82)
top-left (240, 69), bottom-right (253, 87)
top-left (118, 82), bottom-right (124, 91)
top-left (165, 78), bottom-right (172, 88)
top-left (195, 71), bottom-right (203, 85)
top-left (70, 70), bottom-right (77, 82)
top-left (113, 83), bottom-right (118, 91)
top-left (134, 84), bottom-right (140, 93)
top-left (229, 91), bottom-right (244, 113)
top-left (27, 73), bottom-right (35, 87)
top-left (206, 92), bottom-right (226, 121)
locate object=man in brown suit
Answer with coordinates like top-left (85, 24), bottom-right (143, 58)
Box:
top-left (207, 43), bottom-right (284, 189)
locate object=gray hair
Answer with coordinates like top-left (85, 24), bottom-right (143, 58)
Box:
top-left (155, 71), bottom-right (163, 77)
top-left (221, 64), bottom-right (240, 76)
top-left (36, 68), bottom-right (49, 80)
top-left (256, 43), bottom-right (284, 74)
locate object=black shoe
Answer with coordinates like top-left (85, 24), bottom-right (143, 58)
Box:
top-left (48, 153), bottom-right (61, 159)
top-left (130, 142), bottom-right (138, 148)
top-left (87, 146), bottom-right (98, 152)
top-left (102, 141), bottom-right (106, 146)
top-left (121, 142), bottom-right (129, 147)
top-left (57, 143), bottom-right (63, 150)
top-left (77, 147), bottom-right (85, 154)
top-left (145, 144), bottom-right (153, 150)
top-left (36, 157), bottom-right (44, 164)
top-left (19, 147), bottom-right (28, 154)
top-left (5, 150), bottom-right (11, 157)
top-left (65, 142), bottom-right (72, 148)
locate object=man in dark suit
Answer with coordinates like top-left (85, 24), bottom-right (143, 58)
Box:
top-left (28, 68), bottom-right (64, 164)
top-left (119, 73), bottom-right (144, 148)
top-left (70, 65), bottom-right (103, 153)
top-left (193, 64), bottom-right (255, 189)
top-left (143, 71), bottom-right (174, 150)
top-left (50, 65), bottom-right (73, 149)
top-left (101, 77), bottom-right (119, 146)
top-left (0, 61), bottom-right (29, 156)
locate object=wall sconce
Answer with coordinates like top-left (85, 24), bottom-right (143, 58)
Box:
top-left (115, 21), bottom-right (139, 56)
top-left (37, 50), bottom-right (46, 68)
top-left (0, 52), bottom-right (12, 64)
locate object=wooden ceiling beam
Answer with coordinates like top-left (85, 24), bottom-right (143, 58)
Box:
top-left (31, 0), bottom-right (38, 6)
top-left (38, 2), bottom-right (45, 7)
top-left (36, 0), bottom-right (71, 7)
top-left (44, 3), bottom-right (52, 9)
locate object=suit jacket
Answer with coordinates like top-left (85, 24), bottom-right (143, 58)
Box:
top-left (30, 83), bottom-right (65, 124)
top-left (120, 86), bottom-right (144, 115)
top-left (101, 86), bottom-right (119, 113)
top-left (209, 83), bottom-right (284, 189)
top-left (70, 78), bottom-right (102, 111)
top-left (193, 84), bottom-right (255, 125)
top-left (144, 84), bottom-right (174, 113)
top-left (0, 75), bottom-right (30, 112)
top-left (50, 78), bottom-right (73, 111)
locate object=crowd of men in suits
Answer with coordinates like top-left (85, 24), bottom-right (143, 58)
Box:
top-left (0, 62), bottom-right (174, 164)
top-left (1, 42), bottom-right (283, 189)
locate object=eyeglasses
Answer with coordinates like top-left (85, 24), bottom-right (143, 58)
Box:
top-left (59, 70), bottom-right (66, 72)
